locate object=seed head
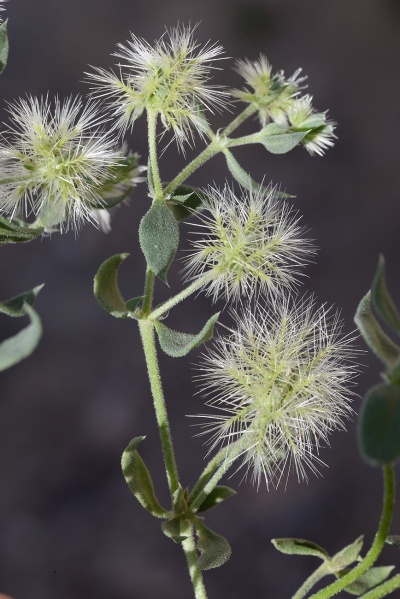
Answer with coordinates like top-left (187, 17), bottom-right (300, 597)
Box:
top-left (287, 95), bottom-right (336, 156)
top-left (195, 299), bottom-right (358, 487)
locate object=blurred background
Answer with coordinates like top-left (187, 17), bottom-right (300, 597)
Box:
top-left (0, 1), bottom-right (400, 597)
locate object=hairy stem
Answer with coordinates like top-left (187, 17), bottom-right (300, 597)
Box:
top-left (148, 275), bottom-right (211, 321)
top-left (147, 109), bottom-right (163, 200)
top-left (163, 141), bottom-right (221, 196)
top-left (141, 268), bottom-right (155, 316)
top-left (358, 574), bottom-right (400, 599)
top-left (222, 104), bottom-right (258, 136)
top-left (292, 562), bottom-right (330, 599)
top-left (181, 520), bottom-right (209, 599)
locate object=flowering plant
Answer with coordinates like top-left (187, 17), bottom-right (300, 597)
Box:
top-left (1, 9), bottom-right (400, 599)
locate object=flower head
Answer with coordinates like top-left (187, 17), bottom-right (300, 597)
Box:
top-left (195, 299), bottom-right (358, 487)
top-left (0, 95), bottom-right (124, 232)
top-left (88, 25), bottom-right (228, 149)
top-left (232, 55), bottom-right (305, 126)
top-left (287, 95), bottom-right (336, 156)
top-left (183, 184), bottom-right (314, 302)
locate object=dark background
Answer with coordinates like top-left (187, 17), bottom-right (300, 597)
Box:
top-left (1, 1), bottom-right (400, 598)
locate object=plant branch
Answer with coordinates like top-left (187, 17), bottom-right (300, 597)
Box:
top-left (292, 562), bottom-right (330, 599)
top-left (148, 275), bottom-right (211, 321)
top-left (147, 109), bottom-right (163, 200)
top-left (222, 104), bottom-right (257, 137)
top-left (181, 520), bottom-right (209, 599)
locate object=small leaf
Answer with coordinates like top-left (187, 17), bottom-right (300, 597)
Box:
top-left (259, 123), bottom-right (308, 154)
top-left (386, 535), bottom-right (400, 548)
top-left (0, 20), bottom-right (9, 75)
top-left (139, 201), bottom-right (179, 283)
top-left (93, 253), bottom-right (131, 318)
top-left (329, 536), bottom-right (363, 573)
top-left (155, 312), bottom-right (219, 357)
top-left (161, 517), bottom-right (188, 543)
top-left (165, 184), bottom-right (206, 222)
top-left (344, 566), bottom-right (395, 595)
top-left (196, 486), bottom-right (236, 513)
top-left (172, 485), bottom-right (188, 514)
top-left (194, 521), bottom-right (232, 571)
top-left (224, 150), bottom-right (262, 191)
top-left (354, 292), bottom-right (400, 367)
top-left (271, 538), bottom-right (329, 560)
top-left (372, 256), bottom-right (400, 335)
top-left (358, 383), bottom-right (400, 465)
top-left (121, 436), bottom-right (167, 518)
top-left (0, 284), bottom-right (44, 317)
top-left (125, 296), bottom-right (143, 313)
top-left (0, 216), bottom-right (44, 245)
top-left (0, 304), bottom-right (42, 371)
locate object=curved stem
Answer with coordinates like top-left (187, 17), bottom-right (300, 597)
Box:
top-left (181, 520), bottom-right (208, 599)
top-left (147, 109), bottom-right (163, 200)
top-left (148, 275), bottom-right (211, 321)
top-left (358, 574), bottom-right (400, 599)
top-left (309, 465), bottom-right (396, 599)
top-left (189, 440), bottom-right (241, 503)
top-left (222, 104), bottom-right (257, 137)
top-left (292, 562), bottom-right (330, 599)
top-left (163, 142), bottom-right (220, 196)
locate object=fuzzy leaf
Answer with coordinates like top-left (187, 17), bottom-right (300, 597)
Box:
top-left (329, 536), bottom-right (363, 573)
top-left (344, 566), bottom-right (395, 595)
top-left (0, 20), bottom-right (8, 75)
top-left (386, 535), bottom-right (400, 548)
top-left (0, 304), bottom-right (42, 371)
top-left (358, 383), bottom-right (400, 465)
top-left (0, 285), bottom-right (44, 317)
top-left (196, 486), bottom-right (236, 513)
top-left (271, 538), bottom-right (328, 560)
top-left (139, 201), bottom-right (179, 283)
top-left (155, 312), bottom-right (219, 357)
top-left (165, 184), bottom-right (206, 222)
top-left (125, 296), bottom-right (143, 313)
top-left (121, 436), bottom-right (167, 518)
top-left (259, 123), bottom-right (308, 154)
top-left (194, 521), bottom-right (232, 571)
top-left (372, 256), bottom-right (400, 335)
top-left (0, 216), bottom-right (44, 245)
top-left (94, 253), bottom-right (131, 318)
top-left (161, 517), bottom-right (188, 543)
top-left (354, 292), bottom-right (400, 367)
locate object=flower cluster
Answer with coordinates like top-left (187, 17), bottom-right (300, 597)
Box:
top-left (286, 95), bottom-right (336, 156)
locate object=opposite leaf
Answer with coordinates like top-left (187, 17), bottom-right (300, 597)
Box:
top-left (194, 521), bottom-right (232, 571)
top-left (0, 284), bottom-right (44, 317)
top-left (271, 538), bottom-right (329, 560)
top-left (196, 485), bottom-right (236, 513)
top-left (139, 201), bottom-right (179, 283)
top-left (0, 20), bottom-right (8, 75)
top-left (0, 216), bottom-right (44, 245)
top-left (0, 304), bottom-right (42, 371)
top-left (372, 256), bottom-right (400, 335)
top-left (161, 517), bottom-right (188, 543)
top-left (94, 253), bottom-right (131, 318)
top-left (344, 566), bottom-right (395, 596)
top-left (121, 436), bottom-right (167, 518)
top-left (155, 312), bottom-right (219, 357)
top-left (259, 123), bottom-right (308, 155)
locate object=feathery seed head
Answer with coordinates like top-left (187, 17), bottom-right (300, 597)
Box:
top-left (88, 25), bottom-right (228, 149)
top-left (195, 299), bottom-right (358, 487)
top-left (287, 95), bottom-right (336, 156)
top-left (183, 184), bottom-right (314, 302)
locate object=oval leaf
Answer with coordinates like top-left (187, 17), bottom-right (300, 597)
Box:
top-left (0, 284), bottom-right (44, 317)
top-left (344, 566), bottom-right (395, 596)
top-left (0, 304), bottom-right (42, 371)
top-left (372, 256), bottom-right (400, 335)
top-left (358, 383), bottom-right (400, 465)
top-left (121, 436), bottom-right (167, 518)
top-left (155, 312), bottom-right (219, 357)
top-left (0, 216), bottom-right (44, 245)
top-left (139, 201), bottom-right (179, 283)
top-left (94, 253), bottom-right (131, 318)
top-left (194, 521), bottom-right (232, 571)
top-left (260, 123), bottom-right (308, 154)
top-left (196, 485), bottom-right (236, 513)
top-left (0, 20), bottom-right (8, 75)
top-left (271, 538), bottom-right (328, 560)
top-left (329, 536), bottom-right (363, 573)
top-left (161, 517), bottom-right (188, 543)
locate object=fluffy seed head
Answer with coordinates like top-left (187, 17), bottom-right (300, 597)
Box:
top-left (183, 184), bottom-right (314, 302)
top-left (195, 299), bottom-right (358, 487)
top-left (287, 95), bottom-right (336, 156)
top-left (88, 25), bottom-right (228, 149)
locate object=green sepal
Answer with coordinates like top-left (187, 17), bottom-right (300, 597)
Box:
top-left (372, 256), bottom-right (400, 335)
top-left (139, 201), bottom-right (179, 283)
top-left (161, 517), bottom-right (188, 543)
top-left (0, 216), bottom-right (44, 245)
top-left (358, 383), bottom-right (400, 465)
top-left (0, 284), bottom-right (44, 317)
top-left (354, 292), bottom-right (400, 367)
top-left (194, 520), bottom-right (232, 571)
top-left (329, 536), bottom-right (363, 573)
top-left (196, 485), bottom-right (236, 513)
top-left (121, 436), bottom-right (167, 518)
top-left (94, 253), bottom-right (133, 318)
top-left (259, 123), bottom-right (308, 154)
top-left (0, 303), bottom-right (42, 371)
top-left (154, 312), bottom-right (219, 357)
top-left (271, 538), bottom-right (329, 560)
top-left (386, 535), bottom-right (400, 548)
top-left (165, 184), bottom-right (206, 222)
top-left (0, 20), bottom-right (9, 75)
top-left (342, 566), bottom-right (395, 596)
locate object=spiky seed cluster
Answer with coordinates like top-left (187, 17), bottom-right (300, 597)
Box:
top-left (232, 55), bottom-right (305, 126)
top-left (88, 25), bottom-right (228, 148)
top-left (183, 185), bottom-right (314, 302)
top-left (287, 95), bottom-right (336, 156)
top-left (0, 95), bottom-right (122, 232)
top-left (195, 300), bottom-right (358, 487)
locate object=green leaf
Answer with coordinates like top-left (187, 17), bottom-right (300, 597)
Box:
top-left (194, 521), bottom-right (232, 571)
top-left (224, 150), bottom-right (263, 191)
top-left (165, 184), bottom-right (206, 222)
top-left (0, 216), bottom-right (44, 245)
top-left (0, 284), bottom-right (44, 317)
top-left (329, 536), bottom-right (363, 573)
top-left (271, 538), bottom-right (329, 560)
top-left (0, 20), bottom-right (9, 75)
top-left (196, 485), bottom-right (236, 513)
top-left (0, 304), bottom-right (42, 371)
top-left (354, 292), bottom-right (400, 367)
top-left (172, 485), bottom-right (188, 514)
top-left (125, 296), bottom-right (143, 313)
top-left (161, 517), bottom-right (188, 543)
top-left (344, 566), bottom-right (395, 595)
top-left (372, 256), bottom-right (400, 335)
top-left (155, 312), bottom-right (219, 357)
top-left (386, 535), bottom-right (400, 548)
top-left (121, 436), bottom-right (167, 518)
top-left (358, 383), bottom-right (400, 465)
top-left (259, 123), bottom-right (308, 154)
top-left (139, 201), bottom-right (179, 283)
top-left (93, 253), bottom-right (131, 318)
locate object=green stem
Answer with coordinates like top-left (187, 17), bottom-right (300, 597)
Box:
top-left (359, 574), bottom-right (400, 599)
top-left (181, 520), bottom-right (209, 599)
top-left (292, 562), bottom-right (330, 599)
top-left (222, 104), bottom-right (257, 137)
top-left (0, 175), bottom-right (32, 186)
top-left (310, 465), bottom-right (395, 599)
top-left (226, 132), bottom-right (262, 148)
top-left (189, 440), bottom-right (241, 503)
top-left (148, 275), bottom-right (211, 321)
top-left (138, 319), bottom-right (180, 498)
top-left (141, 268), bottom-right (155, 316)
top-left (147, 109), bottom-right (163, 200)
top-left (163, 141), bottom-right (221, 196)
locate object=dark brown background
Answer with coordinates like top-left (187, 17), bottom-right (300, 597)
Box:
top-left (1, 1), bottom-right (400, 598)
